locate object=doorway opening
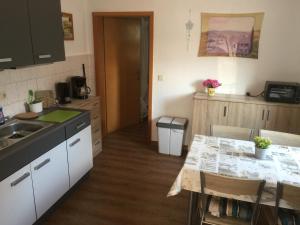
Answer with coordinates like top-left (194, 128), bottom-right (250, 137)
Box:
top-left (93, 12), bottom-right (153, 142)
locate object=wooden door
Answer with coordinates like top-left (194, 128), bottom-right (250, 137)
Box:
top-left (265, 106), bottom-right (293, 133)
top-left (104, 17), bottom-right (141, 133)
top-left (206, 101), bottom-right (229, 134)
top-left (228, 103), bottom-right (267, 130)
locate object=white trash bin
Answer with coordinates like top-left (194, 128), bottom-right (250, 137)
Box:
top-left (170, 118), bottom-right (187, 156)
top-left (156, 117), bottom-right (173, 155)
top-left (157, 117), bottom-right (187, 156)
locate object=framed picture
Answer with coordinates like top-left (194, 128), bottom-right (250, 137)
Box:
top-left (62, 12), bottom-right (74, 40)
top-left (198, 13), bottom-right (264, 59)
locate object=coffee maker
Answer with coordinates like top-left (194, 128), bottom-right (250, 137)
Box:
top-left (70, 64), bottom-right (91, 99)
top-left (56, 82), bottom-right (71, 104)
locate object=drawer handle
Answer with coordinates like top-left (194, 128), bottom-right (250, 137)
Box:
top-left (34, 158), bottom-right (51, 171)
top-left (267, 110), bottom-right (270, 121)
top-left (93, 115), bottom-right (99, 120)
top-left (70, 138), bottom-right (81, 147)
top-left (95, 140), bottom-right (101, 146)
top-left (11, 172), bottom-right (30, 187)
top-left (0, 58), bottom-right (12, 63)
top-left (76, 122), bottom-right (86, 130)
top-left (223, 106), bottom-right (227, 117)
top-left (39, 54), bottom-right (52, 59)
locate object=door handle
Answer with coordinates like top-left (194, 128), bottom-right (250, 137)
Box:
top-left (262, 110), bottom-right (265, 120)
top-left (38, 54), bottom-right (52, 59)
top-left (69, 138), bottom-right (81, 147)
top-left (10, 172), bottom-right (30, 187)
top-left (223, 106), bottom-right (227, 117)
top-left (76, 122), bottom-right (86, 130)
top-left (0, 58), bottom-right (12, 63)
top-left (267, 110), bottom-right (270, 121)
top-left (34, 158), bottom-right (51, 171)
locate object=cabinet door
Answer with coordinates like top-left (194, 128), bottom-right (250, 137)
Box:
top-left (265, 106), bottom-right (293, 133)
top-left (67, 126), bottom-right (93, 187)
top-left (28, 0), bottom-right (65, 64)
top-left (206, 101), bottom-right (229, 134)
top-left (290, 108), bottom-right (300, 135)
top-left (191, 99), bottom-right (208, 136)
top-left (31, 142), bottom-right (69, 219)
top-left (228, 103), bottom-right (267, 130)
top-left (0, 165), bottom-right (36, 225)
top-left (0, 0), bottom-right (34, 69)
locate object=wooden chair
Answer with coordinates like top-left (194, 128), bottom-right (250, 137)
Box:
top-left (273, 182), bottom-right (300, 225)
top-left (211, 125), bottom-right (253, 141)
top-left (259, 130), bottom-right (300, 147)
top-left (199, 172), bottom-right (266, 225)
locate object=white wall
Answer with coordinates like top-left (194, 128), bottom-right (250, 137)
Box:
top-left (61, 0), bottom-right (91, 56)
top-left (87, 0), bottom-right (300, 143)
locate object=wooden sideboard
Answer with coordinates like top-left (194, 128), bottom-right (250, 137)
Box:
top-left (65, 96), bottom-right (102, 157)
top-left (192, 92), bottom-right (300, 137)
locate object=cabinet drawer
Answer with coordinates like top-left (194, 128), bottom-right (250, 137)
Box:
top-left (93, 139), bottom-right (102, 156)
top-left (65, 114), bottom-right (90, 139)
top-left (92, 129), bottom-right (102, 144)
top-left (92, 119), bottom-right (101, 133)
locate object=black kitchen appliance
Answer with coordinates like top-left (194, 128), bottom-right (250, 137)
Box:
top-left (70, 64), bottom-right (91, 99)
top-left (55, 82), bottom-right (71, 104)
top-left (264, 81), bottom-right (300, 104)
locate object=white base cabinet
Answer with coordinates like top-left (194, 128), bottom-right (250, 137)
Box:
top-left (30, 141), bottom-right (69, 219)
top-left (0, 165), bottom-right (36, 225)
top-left (67, 126), bottom-right (93, 187)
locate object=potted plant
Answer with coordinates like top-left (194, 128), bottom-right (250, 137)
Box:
top-left (254, 136), bottom-right (272, 159)
top-left (202, 79), bottom-right (222, 96)
top-left (27, 90), bottom-right (43, 113)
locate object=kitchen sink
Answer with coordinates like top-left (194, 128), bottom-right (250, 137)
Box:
top-left (0, 120), bottom-right (53, 151)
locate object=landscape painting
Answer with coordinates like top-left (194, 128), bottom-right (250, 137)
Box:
top-left (198, 13), bottom-right (264, 59)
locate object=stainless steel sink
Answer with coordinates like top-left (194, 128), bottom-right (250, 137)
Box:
top-left (0, 119), bottom-right (53, 151)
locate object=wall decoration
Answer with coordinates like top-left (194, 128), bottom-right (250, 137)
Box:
top-left (185, 9), bottom-right (194, 52)
top-left (198, 13), bottom-right (264, 59)
top-left (62, 12), bottom-right (74, 40)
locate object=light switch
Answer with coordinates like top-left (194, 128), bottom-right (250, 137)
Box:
top-left (158, 74), bottom-right (164, 81)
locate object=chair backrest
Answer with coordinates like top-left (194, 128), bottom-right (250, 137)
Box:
top-left (211, 125), bottom-right (253, 141)
top-left (200, 172), bottom-right (265, 225)
top-left (274, 183), bottom-right (300, 225)
top-left (259, 130), bottom-right (300, 147)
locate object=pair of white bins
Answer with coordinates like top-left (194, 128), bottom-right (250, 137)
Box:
top-left (156, 117), bottom-right (187, 156)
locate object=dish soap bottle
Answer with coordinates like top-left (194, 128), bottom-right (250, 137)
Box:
top-left (0, 106), bottom-right (5, 125)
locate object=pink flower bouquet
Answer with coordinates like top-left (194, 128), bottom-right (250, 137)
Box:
top-left (202, 79), bottom-right (222, 89)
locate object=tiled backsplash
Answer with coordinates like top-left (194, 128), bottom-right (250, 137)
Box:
top-left (0, 54), bottom-right (96, 117)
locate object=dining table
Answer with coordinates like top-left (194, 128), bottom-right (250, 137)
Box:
top-left (167, 135), bottom-right (300, 225)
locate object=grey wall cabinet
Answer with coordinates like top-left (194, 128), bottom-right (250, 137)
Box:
top-left (0, 0), bottom-right (35, 68)
top-left (0, 0), bottom-right (65, 69)
top-left (28, 0), bottom-right (65, 64)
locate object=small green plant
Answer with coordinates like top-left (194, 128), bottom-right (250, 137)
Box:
top-left (27, 90), bottom-right (41, 104)
top-left (254, 136), bottom-right (272, 149)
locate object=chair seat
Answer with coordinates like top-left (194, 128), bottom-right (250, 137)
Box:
top-left (204, 213), bottom-right (250, 225)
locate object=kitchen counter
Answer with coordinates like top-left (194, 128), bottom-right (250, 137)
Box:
top-left (0, 107), bottom-right (90, 182)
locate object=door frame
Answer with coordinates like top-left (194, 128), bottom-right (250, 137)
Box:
top-left (92, 11), bottom-right (154, 142)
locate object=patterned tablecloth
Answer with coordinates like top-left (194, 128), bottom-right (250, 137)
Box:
top-left (168, 135), bottom-right (300, 210)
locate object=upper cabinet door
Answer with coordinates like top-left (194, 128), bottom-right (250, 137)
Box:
top-left (0, 0), bottom-right (34, 69)
top-left (28, 0), bottom-right (65, 64)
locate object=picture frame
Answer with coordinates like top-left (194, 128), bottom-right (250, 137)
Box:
top-left (198, 13), bottom-right (264, 59)
top-left (62, 12), bottom-right (74, 41)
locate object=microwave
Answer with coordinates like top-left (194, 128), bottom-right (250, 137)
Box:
top-left (264, 81), bottom-right (300, 104)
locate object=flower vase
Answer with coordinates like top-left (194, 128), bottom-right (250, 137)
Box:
top-left (255, 147), bottom-right (267, 160)
top-left (207, 88), bottom-right (216, 97)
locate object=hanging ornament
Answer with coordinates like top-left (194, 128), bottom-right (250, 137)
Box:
top-left (185, 9), bottom-right (194, 52)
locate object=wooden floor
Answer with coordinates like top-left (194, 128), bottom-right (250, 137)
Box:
top-left (42, 123), bottom-right (189, 225)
